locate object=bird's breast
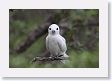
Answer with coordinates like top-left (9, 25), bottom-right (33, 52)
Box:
top-left (48, 37), bottom-right (58, 48)
top-left (48, 36), bottom-right (60, 56)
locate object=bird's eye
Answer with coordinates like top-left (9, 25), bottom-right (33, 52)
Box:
top-left (49, 28), bottom-right (51, 30)
top-left (56, 28), bottom-right (58, 30)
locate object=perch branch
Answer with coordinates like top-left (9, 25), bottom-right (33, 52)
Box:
top-left (32, 56), bottom-right (69, 63)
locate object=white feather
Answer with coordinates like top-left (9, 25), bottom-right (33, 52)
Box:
top-left (46, 24), bottom-right (69, 63)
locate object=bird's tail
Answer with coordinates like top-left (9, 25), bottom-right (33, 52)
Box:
top-left (63, 53), bottom-right (69, 58)
top-left (60, 53), bottom-right (69, 64)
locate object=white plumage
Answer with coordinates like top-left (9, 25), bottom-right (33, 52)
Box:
top-left (46, 24), bottom-right (68, 63)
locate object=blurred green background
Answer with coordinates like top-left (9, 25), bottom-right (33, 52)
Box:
top-left (9, 9), bottom-right (99, 68)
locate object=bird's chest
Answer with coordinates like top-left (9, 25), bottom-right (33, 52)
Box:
top-left (48, 36), bottom-right (60, 54)
top-left (48, 36), bottom-right (58, 47)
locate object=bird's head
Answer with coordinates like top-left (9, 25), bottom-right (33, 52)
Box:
top-left (48, 24), bottom-right (60, 35)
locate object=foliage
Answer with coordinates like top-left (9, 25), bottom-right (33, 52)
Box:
top-left (9, 9), bottom-right (99, 68)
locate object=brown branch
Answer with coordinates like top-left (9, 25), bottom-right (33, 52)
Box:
top-left (14, 22), bottom-right (51, 53)
top-left (32, 56), bottom-right (69, 63)
top-left (13, 10), bottom-right (71, 53)
top-left (14, 19), bottom-right (69, 53)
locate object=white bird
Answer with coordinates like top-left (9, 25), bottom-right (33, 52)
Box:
top-left (46, 24), bottom-right (69, 63)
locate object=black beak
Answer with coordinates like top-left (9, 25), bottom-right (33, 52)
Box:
top-left (52, 30), bottom-right (55, 33)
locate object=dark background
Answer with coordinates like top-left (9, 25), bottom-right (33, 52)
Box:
top-left (9, 9), bottom-right (99, 68)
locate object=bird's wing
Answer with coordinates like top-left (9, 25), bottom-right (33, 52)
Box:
top-left (46, 36), bottom-right (49, 50)
top-left (57, 36), bottom-right (67, 52)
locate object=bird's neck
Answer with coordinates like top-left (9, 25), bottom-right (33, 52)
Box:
top-left (48, 34), bottom-right (60, 36)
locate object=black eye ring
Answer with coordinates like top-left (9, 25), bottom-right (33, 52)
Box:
top-left (56, 28), bottom-right (58, 30)
top-left (49, 28), bottom-right (51, 30)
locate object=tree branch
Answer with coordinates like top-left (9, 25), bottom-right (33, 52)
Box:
top-left (14, 22), bottom-right (51, 53)
top-left (32, 56), bottom-right (69, 63)
top-left (14, 10), bottom-right (69, 53)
